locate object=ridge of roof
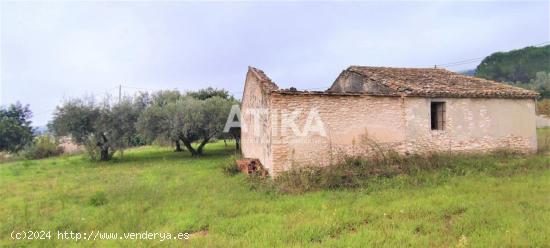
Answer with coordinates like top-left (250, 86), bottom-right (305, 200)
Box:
top-left (332, 66), bottom-right (539, 98)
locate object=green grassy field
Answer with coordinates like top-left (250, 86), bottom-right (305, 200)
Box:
top-left (1, 140), bottom-right (550, 247)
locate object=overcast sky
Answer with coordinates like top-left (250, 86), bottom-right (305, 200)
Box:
top-left (1, 1), bottom-right (549, 126)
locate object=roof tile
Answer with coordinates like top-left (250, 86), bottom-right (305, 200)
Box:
top-left (331, 66), bottom-right (539, 98)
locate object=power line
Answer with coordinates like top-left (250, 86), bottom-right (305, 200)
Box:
top-left (436, 57), bottom-right (486, 67)
top-left (533, 41), bottom-right (550, 47)
top-left (435, 41), bottom-right (550, 68)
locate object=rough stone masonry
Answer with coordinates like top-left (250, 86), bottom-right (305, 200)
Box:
top-left (240, 66), bottom-right (539, 177)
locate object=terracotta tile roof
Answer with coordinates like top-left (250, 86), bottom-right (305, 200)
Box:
top-left (328, 66), bottom-right (539, 98)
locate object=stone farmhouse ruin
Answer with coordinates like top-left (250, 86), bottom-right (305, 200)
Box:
top-left (240, 66), bottom-right (539, 176)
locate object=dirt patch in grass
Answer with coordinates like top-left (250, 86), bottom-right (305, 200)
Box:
top-left (188, 230), bottom-right (208, 239)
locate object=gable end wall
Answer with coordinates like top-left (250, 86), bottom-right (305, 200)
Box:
top-left (240, 71), bottom-right (274, 174)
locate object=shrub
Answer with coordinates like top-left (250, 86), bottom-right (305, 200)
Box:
top-left (537, 99), bottom-right (550, 115)
top-left (22, 135), bottom-right (64, 159)
top-left (0, 152), bottom-right (15, 163)
top-left (222, 155), bottom-right (241, 176)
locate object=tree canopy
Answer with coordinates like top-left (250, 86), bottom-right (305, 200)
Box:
top-left (51, 87), bottom-right (239, 160)
top-left (138, 93), bottom-right (237, 156)
top-left (186, 87), bottom-right (233, 101)
top-left (475, 45), bottom-right (550, 85)
top-left (0, 102), bottom-right (34, 153)
top-left (49, 97), bottom-right (142, 161)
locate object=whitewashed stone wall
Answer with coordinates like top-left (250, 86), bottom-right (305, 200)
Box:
top-left (267, 94), bottom-right (537, 176)
top-left (402, 98), bottom-right (537, 154)
top-left (269, 94), bottom-right (406, 175)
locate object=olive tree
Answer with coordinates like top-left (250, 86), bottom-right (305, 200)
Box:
top-left (97, 99), bottom-right (142, 158)
top-left (137, 104), bottom-right (182, 150)
top-left (50, 97), bottom-right (142, 161)
top-left (136, 90), bottom-right (184, 151)
top-left (172, 96), bottom-right (235, 156)
top-left (137, 93), bottom-right (236, 156)
top-left (186, 87), bottom-right (232, 101)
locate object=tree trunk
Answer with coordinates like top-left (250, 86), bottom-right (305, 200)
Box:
top-left (179, 137), bottom-right (199, 156)
top-left (178, 135), bottom-right (212, 156)
top-left (196, 137), bottom-right (210, 155)
top-left (231, 134), bottom-right (240, 151)
top-left (100, 147), bottom-right (110, 161)
top-left (175, 140), bottom-right (183, 152)
top-left (230, 127), bottom-right (241, 151)
top-left (97, 133), bottom-right (111, 161)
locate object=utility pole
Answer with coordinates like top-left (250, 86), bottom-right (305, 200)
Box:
top-left (118, 84), bottom-right (122, 103)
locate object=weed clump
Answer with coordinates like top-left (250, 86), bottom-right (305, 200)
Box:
top-left (21, 135), bottom-right (64, 160)
top-left (221, 155), bottom-right (241, 176)
top-left (89, 191), bottom-right (108, 206)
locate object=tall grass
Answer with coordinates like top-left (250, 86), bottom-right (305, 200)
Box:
top-left (537, 127), bottom-right (550, 154)
top-left (251, 144), bottom-right (547, 194)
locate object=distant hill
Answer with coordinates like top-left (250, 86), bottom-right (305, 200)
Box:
top-left (33, 125), bottom-right (49, 135)
top-left (475, 45), bottom-right (550, 84)
top-left (459, 69), bottom-right (476, 76)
